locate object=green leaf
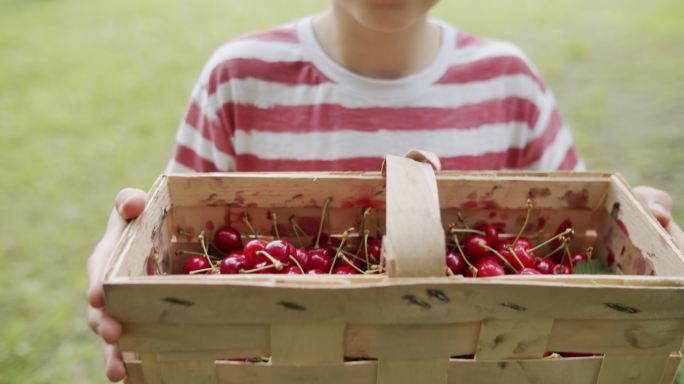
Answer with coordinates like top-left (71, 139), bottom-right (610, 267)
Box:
top-left (572, 259), bottom-right (614, 275)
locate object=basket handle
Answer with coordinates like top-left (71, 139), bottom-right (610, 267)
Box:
top-left (382, 151), bottom-right (446, 278)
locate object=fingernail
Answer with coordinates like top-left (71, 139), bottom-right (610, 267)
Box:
top-left (650, 202), bottom-right (671, 218)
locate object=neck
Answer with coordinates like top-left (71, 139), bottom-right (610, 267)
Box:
top-left (312, 6), bottom-right (441, 79)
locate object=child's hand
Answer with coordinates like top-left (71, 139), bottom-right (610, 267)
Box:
top-left (633, 186), bottom-right (684, 249)
top-left (87, 188), bottom-right (146, 382)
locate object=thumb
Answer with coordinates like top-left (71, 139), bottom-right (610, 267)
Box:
top-left (115, 188), bottom-right (147, 220)
top-left (633, 186), bottom-right (673, 227)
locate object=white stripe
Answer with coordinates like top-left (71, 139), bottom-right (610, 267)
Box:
top-left (233, 122), bottom-right (537, 161)
top-left (166, 159), bottom-right (197, 174)
top-left (175, 123), bottom-right (236, 171)
top-left (202, 74), bottom-right (546, 110)
top-left (525, 126), bottom-right (575, 171)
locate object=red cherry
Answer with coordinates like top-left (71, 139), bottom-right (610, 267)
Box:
top-left (264, 240), bottom-right (293, 262)
top-left (565, 253), bottom-right (589, 267)
top-left (514, 238), bottom-right (534, 251)
top-left (534, 258), bottom-right (555, 274)
top-left (553, 264), bottom-right (571, 275)
top-left (498, 243), bottom-right (536, 270)
top-left (307, 269), bottom-right (326, 275)
top-left (293, 248), bottom-right (312, 271)
top-left (361, 238), bottom-right (382, 264)
top-left (333, 266), bottom-right (358, 275)
top-left (213, 226), bottom-right (243, 253)
top-left (470, 256), bottom-right (505, 278)
top-left (308, 248), bottom-right (333, 272)
top-left (282, 265), bottom-right (303, 274)
top-left (519, 267), bottom-right (542, 275)
top-left (316, 233), bottom-right (342, 247)
top-left (446, 250), bottom-right (466, 275)
top-left (335, 254), bottom-right (363, 270)
top-left (475, 224), bottom-right (500, 248)
top-left (463, 234), bottom-right (491, 261)
top-left (244, 239), bottom-right (267, 264)
top-left (253, 260), bottom-right (274, 274)
top-left (219, 253), bottom-right (250, 274)
top-left (183, 256), bottom-right (211, 274)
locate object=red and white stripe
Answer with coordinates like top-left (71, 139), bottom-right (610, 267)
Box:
top-left (168, 20), bottom-right (584, 174)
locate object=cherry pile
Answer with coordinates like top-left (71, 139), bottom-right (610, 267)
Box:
top-left (446, 201), bottom-right (594, 277)
top-left (175, 198), bottom-right (600, 277)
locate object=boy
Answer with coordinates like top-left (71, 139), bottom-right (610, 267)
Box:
top-left (87, 1), bottom-right (683, 381)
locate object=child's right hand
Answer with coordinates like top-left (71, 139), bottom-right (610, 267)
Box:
top-left (87, 188), bottom-right (146, 382)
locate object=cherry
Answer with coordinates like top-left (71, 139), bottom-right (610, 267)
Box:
top-left (446, 250), bottom-right (466, 275)
top-left (219, 253), bottom-right (250, 274)
top-left (468, 256), bottom-right (505, 277)
top-left (498, 243), bottom-right (536, 270)
top-left (243, 239), bottom-right (267, 265)
top-left (253, 260), bottom-right (274, 274)
top-left (335, 254), bottom-right (363, 270)
top-left (475, 224), bottom-right (500, 248)
top-left (553, 264), bottom-right (571, 275)
top-left (308, 248), bottom-right (333, 272)
top-left (333, 266), bottom-right (358, 275)
top-left (519, 267), bottom-right (542, 275)
top-left (564, 253), bottom-right (589, 267)
top-left (183, 256), bottom-right (211, 274)
top-left (213, 226), bottom-right (243, 253)
top-left (534, 258), bottom-right (555, 275)
top-left (463, 234), bottom-right (491, 261)
top-left (264, 240), bottom-right (293, 262)
top-left (282, 265), bottom-right (303, 274)
top-left (307, 269), bottom-right (326, 275)
top-left (293, 248), bottom-right (312, 271)
top-left (361, 238), bottom-right (382, 264)
top-left (317, 233), bottom-right (342, 247)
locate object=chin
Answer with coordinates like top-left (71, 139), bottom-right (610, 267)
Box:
top-left (340, 0), bottom-right (438, 32)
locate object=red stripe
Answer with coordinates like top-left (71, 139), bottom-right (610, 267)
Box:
top-left (557, 146), bottom-right (579, 170)
top-left (207, 59), bottom-right (332, 94)
top-left (235, 154), bottom-right (384, 172)
top-left (437, 56), bottom-right (546, 92)
top-left (173, 144), bottom-right (219, 172)
top-left (223, 97), bottom-right (540, 133)
top-left (234, 28), bottom-right (299, 43)
top-left (456, 32), bottom-right (489, 49)
top-left (440, 107), bottom-right (564, 170)
top-left (184, 102), bottom-right (235, 156)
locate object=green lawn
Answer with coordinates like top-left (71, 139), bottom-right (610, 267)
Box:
top-left (1, 0), bottom-right (683, 382)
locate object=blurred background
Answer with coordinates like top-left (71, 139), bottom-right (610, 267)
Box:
top-left (1, 0), bottom-right (682, 382)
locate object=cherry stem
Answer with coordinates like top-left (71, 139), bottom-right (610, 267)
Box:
top-left (482, 244), bottom-right (519, 273)
top-left (242, 214), bottom-right (259, 238)
top-left (452, 233), bottom-right (478, 276)
top-left (528, 228), bottom-right (574, 252)
top-left (339, 254), bottom-right (368, 274)
top-left (198, 232), bottom-right (218, 273)
top-left (271, 212), bottom-right (280, 240)
top-left (189, 267), bottom-right (214, 275)
top-left (586, 247), bottom-right (594, 273)
top-left (560, 242), bottom-right (572, 274)
top-left (289, 255), bottom-right (305, 274)
top-left (315, 197), bottom-right (333, 249)
top-left (505, 244), bottom-right (526, 271)
top-left (289, 216), bottom-right (308, 248)
top-left (177, 229), bottom-right (194, 237)
top-left (359, 208), bottom-right (372, 236)
top-left (540, 237), bottom-right (569, 259)
top-left (239, 264), bottom-right (277, 274)
top-left (341, 250), bottom-right (369, 265)
top-left (361, 230), bottom-right (370, 266)
top-left (256, 250), bottom-right (284, 271)
top-left (450, 228), bottom-right (486, 236)
top-left (513, 199), bottom-right (533, 245)
top-left (329, 229), bottom-right (350, 274)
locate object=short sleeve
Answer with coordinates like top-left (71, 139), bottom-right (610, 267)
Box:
top-left (519, 58), bottom-right (585, 172)
top-left (166, 54), bottom-right (236, 174)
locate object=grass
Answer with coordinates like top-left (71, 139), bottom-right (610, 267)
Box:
top-left (1, 0), bottom-right (682, 382)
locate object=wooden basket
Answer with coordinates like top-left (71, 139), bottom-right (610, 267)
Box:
top-left (104, 155), bottom-right (684, 384)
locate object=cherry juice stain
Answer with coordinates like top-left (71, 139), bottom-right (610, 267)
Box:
top-left (606, 247), bottom-right (616, 267)
top-left (528, 187), bottom-right (552, 198)
top-left (340, 196), bottom-right (385, 209)
top-left (563, 189), bottom-right (589, 209)
top-left (616, 219), bottom-right (630, 237)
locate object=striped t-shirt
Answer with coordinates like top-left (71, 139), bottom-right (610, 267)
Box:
top-left (167, 16), bottom-right (584, 173)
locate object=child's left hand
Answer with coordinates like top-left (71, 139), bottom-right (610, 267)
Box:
top-left (633, 186), bottom-right (684, 249)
